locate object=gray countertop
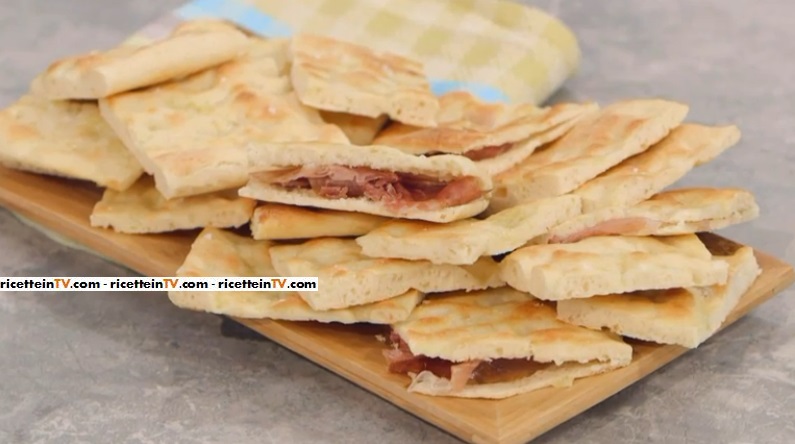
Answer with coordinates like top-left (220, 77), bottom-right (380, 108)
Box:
top-left (1, 0), bottom-right (794, 443)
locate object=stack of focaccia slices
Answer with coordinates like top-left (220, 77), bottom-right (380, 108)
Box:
top-left (0, 18), bottom-right (762, 399)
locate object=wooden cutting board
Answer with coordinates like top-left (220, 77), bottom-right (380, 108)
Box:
top-left (1, 167), bottom-right (793, 444)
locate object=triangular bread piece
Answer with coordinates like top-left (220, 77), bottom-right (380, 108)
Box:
top-left (289, 33), bottom-right (438, 127)
top-left (499, 234), bottom-right (729, 301)
top-left (168, 228), bottom-right (423, 324)
top-left (548, 188), bottom-right (759, 243)
top-left (268, 238), bottom-right (503, 311)
top-left (319, 111), bottom-right (389, 146)
top-left (373, 91), bottom-right (599, 175)
top-left (556, 234), bottom-right (761, 348)
top-left (30, 19), bottom-right (249, 100)
top-left (356, 194), bottom-right (581, 265)
top-left (489, 99), bottom-right (689, 213)
top-left (572, 123), bottom-right (741, 213)
top-left (99, 38), bottom-right (349, 199)
top-left (89, 176), bottom-right (256, 233)
top-left (251, 203), bottom-right (389, 240)
top-left (240, 142), bottom-right (492, 223)
top-left (384, 287), bottom-right (632, 399)
top-left (0, 95), bottom-right (142, 190)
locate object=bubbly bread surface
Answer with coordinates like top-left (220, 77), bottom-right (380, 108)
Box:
top-left (170, 228), bottom-right (424, 324)
top-left (31, 19), bottom-right (250, 99)
top-left (0, 95), bottom-right (143, 190)
top-left (289, 33), bottom-right (439, 127)
top-left (90, 176), bottom-right (256, 234)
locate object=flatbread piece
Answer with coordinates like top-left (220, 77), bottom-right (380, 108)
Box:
top-left (268, 238), bottom-right (503, 311)
top-left (0, 95), bottom-right (142, 190)
top-left (31, 19), bottom-right (250, 99)
top-left (90, 176), bottom-right (256, 233)
top-left (169, 228), bottom-right (423, 324)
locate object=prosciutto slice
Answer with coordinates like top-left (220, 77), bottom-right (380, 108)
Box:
top-left (271, 165), bottom-right (483, 210)
top-left (383, 330), bottom-right (549, 389)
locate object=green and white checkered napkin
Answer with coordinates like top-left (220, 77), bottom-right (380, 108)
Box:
top-left (126, 0), bottom-right (580, 105)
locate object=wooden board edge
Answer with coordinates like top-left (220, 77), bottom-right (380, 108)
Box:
top-left (496, 254), bottom-right (795, 444)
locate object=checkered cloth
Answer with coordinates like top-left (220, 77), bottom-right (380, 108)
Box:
top-left (126, 0), bottom-right (580, 105)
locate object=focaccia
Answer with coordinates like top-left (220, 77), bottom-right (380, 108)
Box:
top-left (90, 176), bottom-right (256, 233)
top-left (548, 187), bottom-right (759, 243)
top-left (572, 123), bottom-right (741, 212)
top-left (169, 228), bottom-right (423, 324)
top-left (100, 39), bottom-right (349, 199)
top-left (356, 194), bottom-right (581, 265)
top-left (499, 234), bottom-right (729, 301)
top-left (289, 33), bottom-right (438, 127)
top-left (319, 111), bottom-right (390, 146)
top-left (250, 203), bottom-right (389, 240)
top-left (240, 142), bottom-right (493, 223)
top-left (374, 91), bottom-right (599, 175)
top-left (557, 234), bottom-right (761, 348)
top-left (0, 95), bottom-right (142, 190)
top-left (268, 238), bottom-right (503, 311)
top-left (489, 99), bottom-right (689, 212)
top-left (384, 287), bottom-right (632, 399)
top-left (31, 19), bottom-right (249, 100)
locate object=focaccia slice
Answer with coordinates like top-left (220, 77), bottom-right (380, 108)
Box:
top-left (499, 234), bottom-right (729, 301)
top-left (356, 195), bottom-right (581, 265)
top-left (31, 19), bottom-right (249, 99)
top-left (572, 123), bottom-right (741, 212)
top-left (557, 234), bottom-right (761, 348)
top-left (251, 203), bottom-right (389, 240)
top-left (240, 142), bottom-right (492, 223)
top-left (100, 38), bottom-right (349, 199)
top-left (0, 95), bottom-right (142, 190)
top-left (548, 187), bottom-right (759, 243)
top-left (374, 91), bottom-right (599, 175)
top-left (289, 33), bottom-right (438, 127)
top-left (268, 238), bottom-right (503, 311)
top-left (384, 287), bottom-right (632, 399)
top-left (89, 176), bottom-right (256, 233)
top-left (489, 99), bottom-right (689, 212)
top-left (319, 111), bottom-right (389, 146)
top-left (169, 228), bottom-right (423, 324)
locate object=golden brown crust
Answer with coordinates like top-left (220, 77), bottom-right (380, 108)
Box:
top-left (572, 123), bottom-right (741, 212)
top-left (31, 19), bottom-right (250, 99)
top-left (99, 39), bottom-right (349, 199)
top-left (490, 99), bottom-right (689, 212)
top-left (89, 176), bottom-right (256, 233)
top-left (169, 228), bottom-right (423, 324)
top-left (499, 234), bottom-right (729, 300)
top-left (289, 33), bottom-right (438, 127)
top-left (374, 91), bottom-right (595, 155)
top-left (556, 245), bottom-right (761, 348)
top-left (0, 95), bottom-right (142, 190)
top-left (250, 203), bottom-right (389, 240)
top-left (392, 287), bottom-right (633, 364)
top-left (268, 238), bottom-right (503, 310)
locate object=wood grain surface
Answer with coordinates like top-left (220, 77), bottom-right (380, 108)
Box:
top-left (0, 167), bottom-right (792, 444)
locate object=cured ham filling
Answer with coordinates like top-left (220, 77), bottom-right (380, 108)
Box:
top-left (264, 165), bottom-right (483, 211)
top-left (383, 331), bottom-right (551, 391)
top-left (461, 143), bottom-right (514, 161)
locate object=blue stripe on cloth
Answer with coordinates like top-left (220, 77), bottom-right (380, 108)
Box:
top-left (429, 79), bottom-right (510, 103)
top-left (175, 0), bottom-right (292, 37)
top-left (173, 1), bottom-right (510, 102)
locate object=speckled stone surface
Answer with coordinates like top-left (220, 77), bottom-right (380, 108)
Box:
top-left (1, 1), bottom-right (794, 443)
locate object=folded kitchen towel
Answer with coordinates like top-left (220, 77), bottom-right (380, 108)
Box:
top-left (124, 0), bottom-right (581, 105)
